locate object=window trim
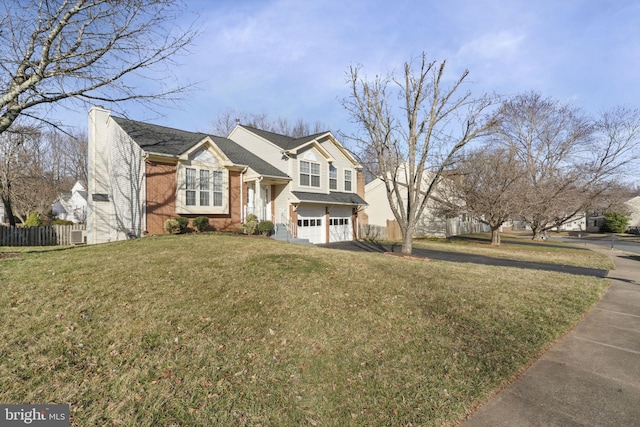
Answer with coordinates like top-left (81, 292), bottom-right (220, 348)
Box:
top-left (177, 164), bottom-right (228, 214)
top-left (300, 160), bottom-right (321, 188)
top-left (329, 165), bottom-right (337, 190)
top-left (344, 169), bottom-right (352, 192)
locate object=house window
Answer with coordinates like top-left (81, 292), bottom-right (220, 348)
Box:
top-left (344, 170), bottom-right (352, 192)
top-left (186, 167), bottom-right (223, 207)
top-left (212, 170), bottom-right (223, 207)
top-left (199, 170), bottom-right (210, 206)
top-left (329, 165), bottom-right (337, 190)
top-left (300, 160), bottom-right (320, 188)
top-left (186, 168), bottom-right (197, 206)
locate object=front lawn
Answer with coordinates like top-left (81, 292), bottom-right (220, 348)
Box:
top-left (0, 234), bottom-right (608, 426)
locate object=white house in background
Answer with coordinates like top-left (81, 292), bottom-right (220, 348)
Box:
top-left (51, 181), bottom-right (88, 223)
top-left (625, 196), bottom-right (640, 232)
top-left (364, 166), bottom-right (485, 238)
top-left (555, 214), bottom-right (587, 231)
top-left (0, 204), bottom-right (4, 223)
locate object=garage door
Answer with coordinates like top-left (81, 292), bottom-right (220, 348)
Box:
top-left (297, 206), bottom-right (325, 244)
top-left (329, 207), bottom-right (353, 242)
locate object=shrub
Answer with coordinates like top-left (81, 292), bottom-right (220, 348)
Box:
top-left (24, 212), bottom-right (43, 227)
top-left (600, 211), bottom-right (629, 233)
top-left (257, 220), bottom-right (274, 236)
top-left (164, 219), bottom-right (181, 235)
top-left (175, 217), bottom-right (189, 233)
top-left (193, 216), bottom-right (209, 232)
top-left (52, 219), bottom-right (75, 225)
top-left (243, 214), bottom-right (259, 235)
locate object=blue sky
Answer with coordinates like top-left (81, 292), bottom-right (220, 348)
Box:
top-left (61, 0), bottom-right (640, 140)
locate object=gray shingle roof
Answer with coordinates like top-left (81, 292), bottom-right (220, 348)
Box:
top-left (112, 116), bottom-right (205, 156)
top-left (112, 117), bottom-right (289, 179)
top-left (240, 125), bottom-right (329, 151)
top-left (292, 191), bottom-right (367, 206)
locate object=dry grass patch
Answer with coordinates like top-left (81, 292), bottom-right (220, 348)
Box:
top-left (412, 233), bottom-right (613, 270)
top-left (0, 234), bottom-right (608, 426)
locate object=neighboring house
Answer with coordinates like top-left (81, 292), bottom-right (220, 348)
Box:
top-left (228, 125), bottom-right (367, 244)
top-left (51, 181), bottom-right (88, 223)
top-left (555, 214), bottom-right (586, 232)
top-left (0, 204), bottom-right (4, 224)
top-left (87, 107), bottom-right (366, 245)
top-left (624, 196), bottom-right (640, 232)
top-left (364, 166), bottom-right (485, 238)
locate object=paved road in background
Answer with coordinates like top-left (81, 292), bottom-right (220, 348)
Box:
top-left (320, 240), bottom-right (608, 278)
top-left (555, 235), bottom-right (640, 255)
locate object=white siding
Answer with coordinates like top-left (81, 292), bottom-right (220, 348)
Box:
top-left (228, 127), bottom-right (289, 174)
top-left (319, 137), bottom-right (358, 193)
top-left (364, 178), bottom-right (395, 227)
top-left (87, 107), bottom-right (145, 244)
top-left (292, 147), bottom-right (328, 193)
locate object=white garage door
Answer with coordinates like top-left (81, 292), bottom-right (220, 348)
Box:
top-left (329, 207), bottom-right (353, 242)
top-left (297, 206), bottom-right (325, 244)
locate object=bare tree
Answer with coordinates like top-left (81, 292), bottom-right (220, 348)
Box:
top-left (449, 146), bottom-right (525, 245)
top-left (494, 93), bottom-right (640, 240)
top-left (211, 107), bottom-right (327, 138)
top-left (0, 0), bottom-right (197, 136)
top-left (342, 53), bottom-right (496, 254)
top-left (0, 126), bottom-right (43, 225)
top-left (0, 126), bottom-right (88, 225)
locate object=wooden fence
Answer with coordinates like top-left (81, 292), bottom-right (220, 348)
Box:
top-left (359, 218), bottom-right (489, 241)
top-left (0, 224), bottom-right (86, 247)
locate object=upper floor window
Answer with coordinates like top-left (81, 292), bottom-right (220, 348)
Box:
top-left (329, 165), bottom-right (337, 190)
top-left (344, 170), bottom-right (352, 192)
top-left (300, 160), bottom-right (320, 188)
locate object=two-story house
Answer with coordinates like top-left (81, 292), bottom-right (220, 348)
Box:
top-left (86, 108), bottom-right (366, 245)
top-left (228, 125), bottom-right (366, 244)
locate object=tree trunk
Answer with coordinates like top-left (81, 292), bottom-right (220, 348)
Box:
top-left (531, 229), bottom-right (543, 241)
top-left (1, 196), bottom-right (16, 226)
top-left (490, 227), bottom-right (501, 245)
top-left (401, 229), bottom-right (413, 254)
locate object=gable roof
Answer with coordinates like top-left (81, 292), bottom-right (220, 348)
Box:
top-left (112, 116), bottom-right (289, 179)
top-left (238, 125), bottom-right (329, 151)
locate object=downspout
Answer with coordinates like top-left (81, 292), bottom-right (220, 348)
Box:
top-left (142, 153), bottom-right (149, 235)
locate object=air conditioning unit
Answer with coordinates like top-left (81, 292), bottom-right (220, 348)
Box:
top-left (70, 230), bottom-right (86, 245)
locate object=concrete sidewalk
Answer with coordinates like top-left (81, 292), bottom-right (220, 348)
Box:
top-left (459, 248), bottom-right (640, 426)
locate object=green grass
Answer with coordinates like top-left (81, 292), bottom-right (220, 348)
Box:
top-left (0, 234), bottom-right (609, 426)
